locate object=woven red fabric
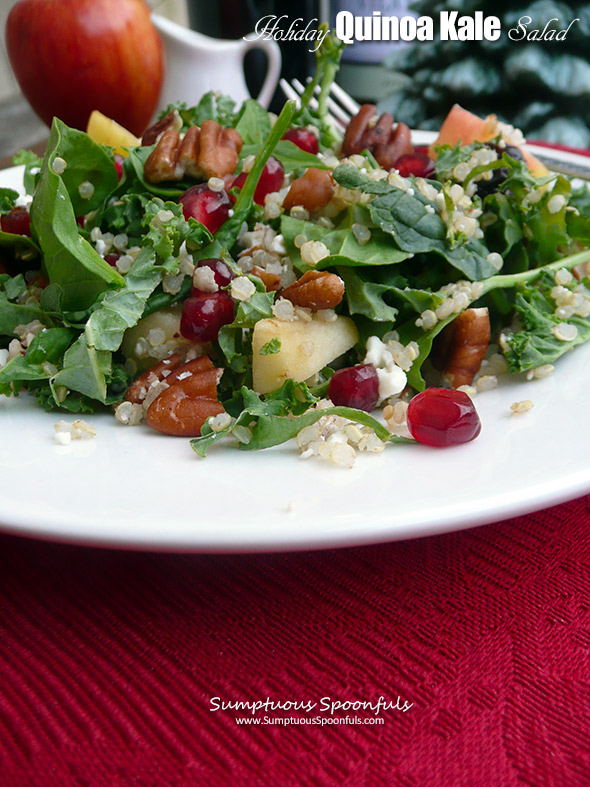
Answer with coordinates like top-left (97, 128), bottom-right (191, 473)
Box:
top-left (1, 497), bottom-right (590, 787)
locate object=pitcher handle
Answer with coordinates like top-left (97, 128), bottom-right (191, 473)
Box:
top-left (241, 36), bottom-right (282, 109)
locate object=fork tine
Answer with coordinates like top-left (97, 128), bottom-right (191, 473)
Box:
top-left (279, 78), bottom-right (301, 106)
top-left (329, 82), bottom-right (361, 116)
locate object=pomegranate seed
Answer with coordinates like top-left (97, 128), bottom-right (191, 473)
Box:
top-left (104, 253), bottom-right (120, 267)
top-left (1, 207), bottom-right (31, 236)
top-left (232, 156), bottom-right (285, 205)
top-left (328, 364), bottom-right (379, 412)
top-left (192, 258), bottom-right (234, 296)
top-left (406, 388), bottom-right (481, 447)
top-left (179, 183), bottom-right (231, 234)
top-left (114, 155), bottom-right (124, 180)
top-left (282, 128), bottom-right (319, 155)
top-left (180, 292), bottom-right (235, 342)
top-left (395, 152), bottom-right (435, 179)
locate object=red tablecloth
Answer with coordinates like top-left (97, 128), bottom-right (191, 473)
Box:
top-left (1, 496), bottom-right (589, 786)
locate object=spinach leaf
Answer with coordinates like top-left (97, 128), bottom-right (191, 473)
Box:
top-left (281, 209), bottom-right (409, 272)
top-left (332, 165), bottom-right (497, 281)
top-left (30, 119), bottom-right (124, 311)
top-left (44, 119), bottom-right (118, 215)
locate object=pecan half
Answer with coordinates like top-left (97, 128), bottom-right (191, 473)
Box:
top-left (144, 128), bottom-right (182, 183)
top-left (198, 120), bottom-right (243, 179)
top-left (145, 357), bottom-right (225, 436)
top-left (432, 307), bottom-right (491, 388)
top-left (283, 168), bottom-right (335, 212)
top-left (342, 104), bottom-right (413, 170)
top-left (125, 354), bottom-right (183, 404)
top-left (146, 386), bottom-right (225, 437)
top-left (281, 270), bottom-right (344, 311)
top-left (142, 110), bottom-right (182, 146)
top-left (144, 120), bottom-right (243, 184)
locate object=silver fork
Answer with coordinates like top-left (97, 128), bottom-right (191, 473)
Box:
top-left (279, 77), bottom-right (590, 181)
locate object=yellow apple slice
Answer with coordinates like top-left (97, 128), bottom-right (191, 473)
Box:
top-left (252, 315), bottom-right (359, 394)
top-left (86, 110), bottom-right (140, 157)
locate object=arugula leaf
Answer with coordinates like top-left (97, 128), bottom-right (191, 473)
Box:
top-left (30, 119), bottom-right (124, 311)
top-left (191, 381), bottom-right (408, 456)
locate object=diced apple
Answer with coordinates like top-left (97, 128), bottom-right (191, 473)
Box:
top-left (429, 104), bottom-right (549, 178)
top-left (121, 306), bottom-right (189, 369)
top-left (86, 110), bottom-right (140, 157)
top-left (252, 315), bottom-right (359, 394)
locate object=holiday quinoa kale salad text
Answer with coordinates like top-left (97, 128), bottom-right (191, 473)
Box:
top-left (2, 31), bottom-right (590, 468)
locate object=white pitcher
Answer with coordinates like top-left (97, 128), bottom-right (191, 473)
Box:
top-left (152, 14), bottom-right (282, 112)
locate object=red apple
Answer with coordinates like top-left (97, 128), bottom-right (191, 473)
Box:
top-left (5, 0), bottom-right (165, 136)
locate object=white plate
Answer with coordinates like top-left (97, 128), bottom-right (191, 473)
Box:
top-left (1, 161), bottom-right (589, 552)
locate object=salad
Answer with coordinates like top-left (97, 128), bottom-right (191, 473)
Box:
top-left (2, 30), bottom-right (590, 468)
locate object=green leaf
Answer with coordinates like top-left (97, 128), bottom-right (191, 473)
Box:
top-left (162, 93), bottom-right (237, 129)
top-left (259, 338), bottom-right (281, 355)
top-left (85, 248), bottom-right (160, 352)
top-left (281, 209), bottom-right (409, 273)
top-left (332, 164), bottom-right (497, 280)
top-left (44, 119), bottom-right (118, 215)
top-left (235, 99), bottom-right (271, 146)
top-left (51, 333), bottom-right (110, 403)
top-left (0, 291), bottom-right (46, 337)
top-left (503, 271), bottom-right (590, 373)
top-left (0, 187), bottom-right (18, 213)
top-left (13, 149), bottom-right (43, 194)
top-left (30, 119), bottom-right (124, 311)
top-left (191, 380), bottom-right (409, 456)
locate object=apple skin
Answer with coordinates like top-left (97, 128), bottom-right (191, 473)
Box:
top-left (5, 0), bottom-right (165, 136)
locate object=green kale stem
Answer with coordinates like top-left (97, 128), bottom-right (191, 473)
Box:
top-left (481, 249), bottom-right (590, 296)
